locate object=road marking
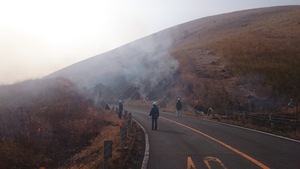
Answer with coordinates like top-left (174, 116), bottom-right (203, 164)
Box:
top-left (187, 156), bottom-right (227, 169)
top-left (202, 118), bottom-right (300, 143)
top-left (133, 119), bottom-right (149, 169)
top-left (203, 156), bottom-right (227, 169)
top-left (187, 157), bottom-right (196, 169)
top-left (162, 117), bottom-right (270, 169)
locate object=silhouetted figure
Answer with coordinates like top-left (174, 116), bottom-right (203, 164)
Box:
top-left (176, 98), bottom-right (182, 117)
top-left (149, 102), bottom-right (159, 130)
top-left (207, 107), bottom-right (213, 116)
top-left (194, 99), bottom-right (204, 115)
top-left (105, 103), bottom-right (110, 110)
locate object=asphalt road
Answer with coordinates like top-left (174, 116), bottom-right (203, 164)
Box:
top-left (129, 108), bottom-right (300, 169)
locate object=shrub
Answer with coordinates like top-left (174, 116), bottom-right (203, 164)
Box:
top-left (0, 78), bottom-right (106, 168)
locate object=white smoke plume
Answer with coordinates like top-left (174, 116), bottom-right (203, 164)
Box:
top-left (117, 33), bottom-right (178, 96)
top-left (46, 30), bottom-right (179, 98)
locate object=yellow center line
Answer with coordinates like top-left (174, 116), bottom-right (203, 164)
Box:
top-left (161, 117), bottom-right (270, 169)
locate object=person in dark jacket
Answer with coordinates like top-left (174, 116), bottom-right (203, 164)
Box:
top-left (149, 102), bottom-right (159, 130)
top-left (176, 98), bottom-right (182, 117)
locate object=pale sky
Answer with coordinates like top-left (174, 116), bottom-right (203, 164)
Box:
top-left (1, 0), bottom-right (299, 85)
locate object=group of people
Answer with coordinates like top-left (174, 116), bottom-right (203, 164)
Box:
top-left (117, 98), bottom-right (183, 131)
top-left (147, 98), bottom-right (298, 131)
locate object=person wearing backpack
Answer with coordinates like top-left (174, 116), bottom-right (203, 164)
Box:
top-left (149, 102), bottom-right (159, 130)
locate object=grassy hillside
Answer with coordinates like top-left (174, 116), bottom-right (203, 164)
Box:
top-left (3, 6), bottom-right (299, 167)
top-left (1, 6), bottom-right (299, 167)
top-left (210, 7), bottom-right (300, 98)
top-left (47, 6), bottom-right (300, 114)
top-left (168, 6), bottom-right (300, 112)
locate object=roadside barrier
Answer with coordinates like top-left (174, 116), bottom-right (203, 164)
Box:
top-left (227, 112), bottom-right (299, 130)
top-left (101, 110), bottom-right (134, 169)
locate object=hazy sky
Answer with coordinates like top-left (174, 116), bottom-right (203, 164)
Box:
top-left (1, 0), bottom-right (299, 85)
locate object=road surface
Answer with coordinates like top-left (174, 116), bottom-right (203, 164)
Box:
top-left (130, 108), bottom-right (300, 169)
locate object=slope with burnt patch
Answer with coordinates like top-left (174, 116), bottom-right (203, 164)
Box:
top-left (47, 5), bottom-right (300, 114)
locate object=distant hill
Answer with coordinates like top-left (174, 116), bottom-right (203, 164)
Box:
top-left (46, 5), bottom-right (300, 113)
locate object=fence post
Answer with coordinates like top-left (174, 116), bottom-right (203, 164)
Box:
top-left (104, 140), bottom-right (112, 169)
top-left (243, 112), bottom-right (247, 123)
top-left (297, 105), bottom-right (299, 121)
top-left (269, 114), bottom-right (274, 129)
top-left (124, 110), bottom-right (128, 118)
top-left (120, 126), bottom-right (127, 149)
top-left (127, 113), bottom-right (132, 126)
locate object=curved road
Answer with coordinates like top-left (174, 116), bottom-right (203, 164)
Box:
top-left (130, 108), bottom-right (300, 169)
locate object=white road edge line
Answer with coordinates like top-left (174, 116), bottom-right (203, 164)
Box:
top-left (201, 117), bottom-right (300, 143)
top-left (133, 118), bottom-right (149, 169)
top-left (177, 113), bottom-right (300, 143)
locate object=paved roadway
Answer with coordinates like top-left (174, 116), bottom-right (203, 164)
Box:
top-left (129, 108), bottom-right (300, 169)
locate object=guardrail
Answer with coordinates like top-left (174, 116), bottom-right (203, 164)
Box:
top-left (227, 112), bottom-right (299, 130)
top-left (61, 109), bottom-right (136, 169)
top-left (100, 109), bottom-right (135, 169)
top-left (102, 121), bottom-right (134, 169)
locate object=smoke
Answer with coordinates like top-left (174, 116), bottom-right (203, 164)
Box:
top-left (0, 77), bottom-right (78, 111)
top-left (115, 32), bottom-right (179, 97)
top-left (46, 30), bottom-right (179, 99)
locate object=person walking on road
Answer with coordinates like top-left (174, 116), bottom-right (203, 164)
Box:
top-left (176, 98), bottom-right (182, 117)
top-left (149, 102), bottom-right (159, 130)
top-left (118, 100), bottom-right (123, 119)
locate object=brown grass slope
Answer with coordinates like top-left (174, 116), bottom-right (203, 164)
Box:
top-left (167, 5), bottom-right (300, 112)
top-left (0, 78), bottom-right (112, 168)
top-left (48, 6), bottom-right (300, 113)
top-left (0, 77), bottom-right (142, 168)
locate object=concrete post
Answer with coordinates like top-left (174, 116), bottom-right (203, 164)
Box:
top-left (103, 140), bottom-right (112, 169)
top-left (243, 112), bottom-right (247, 123)
top-left (120, 126), bottom-right (126, 149)
top-left (269, 114), bottom-right (274, 129)
top-left (124, 110), bottom-right (128, 118)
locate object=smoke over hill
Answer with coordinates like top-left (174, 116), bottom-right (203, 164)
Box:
top-left (47, 5), bottom-right (300, 112)
top-left (47, 31), bottom-right (179, 98)
top-left (1, 5), bottom-right (299, 168)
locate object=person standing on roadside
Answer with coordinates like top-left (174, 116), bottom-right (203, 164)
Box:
top-left (176, 98), bottom-right (182, 117)
top-left (149, 102), bottom-right (159, 130)
top-left (118, 100), bottom-right (123, 119)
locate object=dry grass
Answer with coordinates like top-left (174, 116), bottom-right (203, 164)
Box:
top-left (2, 6), bottom-right (300, 168)
top-left (204, 7), bottom-right (300, 99)
top-left (167, 6), bottom-right (300, 114)
top-left (0, 78), bottom-right (111, 168)
top-left (58, 112), bottom-right (124, 169)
